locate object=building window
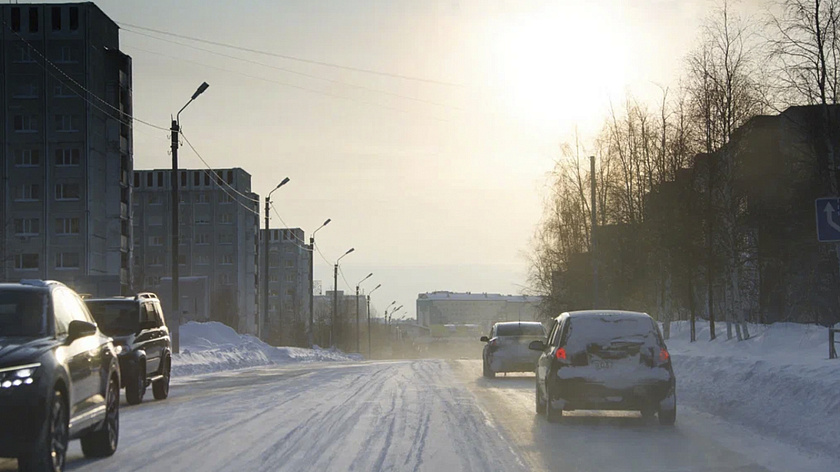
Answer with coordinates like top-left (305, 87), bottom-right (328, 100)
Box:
top-left (148, 254), bottom-right (162, 266)
top-left (156, 171), bottom-right (164, 187)
top-left (54, 82), bottom-right (75, 98)
top-left (220, 254), bottom-right (234, 265)
top-left (204, 173), bottom-right (210, 186)
top-left (219, 193), bottom-right (234, 204)
top-left (29, 7), bottom-right (39, 32)
top-left (57, 46), bottom-right (78, 63)
top-left (195, 234), bottom-right (210, 245)
top-left (269, 254), bottom-right (280, 268)
top-left (195, 193), bottom-right (208, 204)
top-left (14, 149), bottom-right (40, 167)
top-left (284, 260), bottom-right (294, 268)
top-left (55, 183), bottom-right (80, 201)
top-left (218, 232), bottom-right (233, 245)
top-left (14, 184), bottom-right (40, 202)
top-left (12, 44), bottom-right (34, 63)
top-left (180, 171), bottom-right (187, 188)
top-left (149, 236), bottom-right (163, 246)
top-left (51, 7), bottom-right (61, 31)
top-left (14, 254), bottom-right (39, 270)
top-left (55, 148), bottom-right (80, 166)
top-left (148, 194), bottom-right (161, 205)
top-left (196, 254), bottom-right (210, 265)
top-left (55, 114), bottom-right (79, 132)
top-left (269, 272), bottom-right (279, 282)
top-left (219, 273), bottom-right (232, 285)
top-left (146, 172), bottom-right (153, 187)
top-left (14, 218), bottom-right (40, 236)
top-left (13, 115), bottom-right (38, 132)
top-left (55, 252), bottom-right (80, 269)
top-left (69, 7), bottom-right (78, 30)
top-left (285, 273), bottom-right (295, 283)
top-left (179, 255), bottom-right (187, 266)
top-left (55, 217), bottom-right (80, 235)
top-left (195, 216), bottom-right (210, 225)
top-left (11, 7), bottom-right (21, 31)
top-left (148, 215), bottom-right (163, 226)
top-left (219, 213), bottom-right (232, 224)
top-left (133, 173), bottom-right (140, 188)
top-left (12, 82), bottom-right (38, 99)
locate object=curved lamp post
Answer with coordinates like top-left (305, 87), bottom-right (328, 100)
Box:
top-left (308, 219), bottom-right (331, 347)
top-left (260, 178), bottom-right (290, 340)
top-left (332, 248), bottom-right (354, 346)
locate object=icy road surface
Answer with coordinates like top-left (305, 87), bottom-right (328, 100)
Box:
top-left (2, 359), bottom-right (834, 472)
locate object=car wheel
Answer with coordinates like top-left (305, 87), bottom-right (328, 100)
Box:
top-left (80, 376), bottom-right (119, 458)
top-left (545, 381), bottom-right (562, 423)
top-left (482, 358), bottom-right (495, 379)
top-left (535, 376), bottom-right (546, 414)
top-left (658, 404), bottom-right (676, 426)
top-left (18, 389), bottom-right (68, 472)
top-left (124, 363), bottom-right (146, 406)
top-left (152, 355), bottom-right (171, 400)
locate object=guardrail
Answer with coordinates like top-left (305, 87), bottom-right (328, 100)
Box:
top-left (831, 328), bottom-right (840, 359)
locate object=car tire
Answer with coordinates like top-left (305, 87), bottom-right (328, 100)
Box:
top-left (124, 363), bottom-right (146, 406)
top-left (545, 381), bottom-right (562, 423)
top-left (482, 358), bottom-right (495, 379)
top-left (152, 355), bottom-right (171, 400)
top-left (535, 377), bottom-right (546, 414)
top-left (18, 389), bottom-right (68, 472)
top-left (658, 404), bottom-right (676, 426)
top-left (80, 376), bottom-right (119, 458)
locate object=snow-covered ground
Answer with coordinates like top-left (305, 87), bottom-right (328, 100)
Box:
top-left (665, 320), bottom-right (840, 460)
top-left (173, 321), bottom-right (361, 376)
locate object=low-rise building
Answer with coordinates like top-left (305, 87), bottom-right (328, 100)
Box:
top-left (416, 291), bottom-right (543, 335)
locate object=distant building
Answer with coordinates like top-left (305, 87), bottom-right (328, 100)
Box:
top-left (132, 168), bottom-right (259, 334)
top-left (259, 227), bottom-right (310, 346)
top-left (416, 291), bottom-right (543, 334)
top-left (1, 3), bottom-right (132, 295)
top-left (313, 289), bottom-right (367, 346)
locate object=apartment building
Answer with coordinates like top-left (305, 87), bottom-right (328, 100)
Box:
top-left (132, 168), bottom-right (259, 334)
top-left (1, 3), bottom-right (133, 295)
top-left (260, 227), bottom-right (310, 346)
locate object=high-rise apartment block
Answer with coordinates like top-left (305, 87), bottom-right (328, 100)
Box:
top-left (1, 3), bottom-right (133, 295)
top-left (260, 228), bottom-right (310, 346)
top-left (132, 168), bottom-right (259, 334)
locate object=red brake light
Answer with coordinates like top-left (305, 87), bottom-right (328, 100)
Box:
top-left (659, 348), bottom-right (670, 363)
top-left (555, 347), bottom-right (567, 360)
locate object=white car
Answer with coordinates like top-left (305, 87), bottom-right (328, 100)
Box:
top-left (481, 321), bottom-right (547, 378)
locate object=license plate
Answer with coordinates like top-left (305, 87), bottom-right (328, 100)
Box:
top-left (593, 360), bottom-right (612, 370)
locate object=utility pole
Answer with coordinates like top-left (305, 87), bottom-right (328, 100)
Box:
top-left (332, 263), bottom-right (338, 347)
top-left (309, 236), bottom-right (315, 347)
top-left (367, 283), bottom-right (381, 359)
top-left (263, 196), bottom-right (269, 340)
top-left (590, 155), bottom-right (598, 308)
top-left (355, 272), bottom-right (373, 353)
top-left (170, 119), bottom-right (180, 353)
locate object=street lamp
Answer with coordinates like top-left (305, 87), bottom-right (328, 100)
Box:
top-left (355, 272), bottom-right (373, 353)
top-left (261, 177), bottom-right (290, 341)
top-left (308, 219), bottom-right (331, 348)
top-left (170, 81), bottom-right (209, 354)
top-left (366, 283), bottom-right (381, 358)
top-left (332, 247), bottom-right (354, 347)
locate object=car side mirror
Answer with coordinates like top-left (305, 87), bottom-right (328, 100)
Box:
top-left (480, 336), bottom-right (489, 342)
top-left (67, 320), bottom-right (97, 342)
top-left (528, 340), bottom-right (546, 351)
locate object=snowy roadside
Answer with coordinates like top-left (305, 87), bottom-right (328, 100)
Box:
top-left (171, 321), bottom-right (362, 377)
top-left (665, 320), bottom-right (840, 459)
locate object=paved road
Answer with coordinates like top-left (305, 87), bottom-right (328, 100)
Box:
top-left (2, 359), bottom-right (831, 471)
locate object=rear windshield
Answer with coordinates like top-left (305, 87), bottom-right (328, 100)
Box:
top-left (566, 316), bottom-right (659, 349)
top-left (0, 290), bottom-right (47, 337)
top-left (496, 323), bottom-right (545, 337)
top-left (86, 301), bottom-right (138, 336)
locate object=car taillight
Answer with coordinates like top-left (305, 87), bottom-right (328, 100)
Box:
top-left (659, 348), bottom-right (670, 364)
top-left (555, 347), bottom-right (567, 360)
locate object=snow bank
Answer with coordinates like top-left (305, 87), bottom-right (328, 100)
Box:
top-left (173, 321), bottom-right (361, 376)
top-left (665, 321), bottom-right (840, 458)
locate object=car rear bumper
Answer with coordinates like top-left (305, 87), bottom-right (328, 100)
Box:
top-left (549, 371), bottom-right (674, 411)
top-left (0, 389), bottom-right (46, 457)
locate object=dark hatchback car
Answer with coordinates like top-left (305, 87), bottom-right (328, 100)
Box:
top-left (530, 310), bottom-right (676, 425)
top-left (0, 280), bottom-right (120, 472)
top-left (85, 293), bottom-right (171, 405)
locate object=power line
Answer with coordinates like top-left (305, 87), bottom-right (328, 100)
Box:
top-left (119, 22), bottom-right (467, 88)
top-left (180, 131), bottom-right (259, 204)
top-left (268, 203), bottom-right (310, 247)
top-left (122, 27), bottom-right (461, 111)
top-left (124, 45), bottom-right (450, 122)
top-left (338, 266), bottom-right (353, 292)
top-left (313, 242), bottom-right (332, 266)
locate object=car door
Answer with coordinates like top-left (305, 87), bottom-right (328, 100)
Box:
top-left (537, 320), bottom-right (559, 386)
top-left (52, 288), bottom-right (93, 418)
top-left (70, 292), bottom-right (108, 402)
top-left (143, 302), bottom-right (163, 374)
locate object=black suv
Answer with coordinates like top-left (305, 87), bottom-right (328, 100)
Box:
top-left (85, 293), bottom-right (171, 405)
top-left (0, 280), bottom-right (121, 471)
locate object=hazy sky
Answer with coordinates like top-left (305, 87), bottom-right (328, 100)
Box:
top-left (47, 0), bottom-right (751, 319)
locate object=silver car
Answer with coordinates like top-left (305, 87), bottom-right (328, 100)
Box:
top-left (481, 321), bottom-right (547, 378)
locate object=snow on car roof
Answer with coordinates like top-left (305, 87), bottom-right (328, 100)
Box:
top-left (564, 309), bottom-right (650, 319)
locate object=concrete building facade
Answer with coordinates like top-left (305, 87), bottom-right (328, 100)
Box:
top-left (416, 291), bottom-right (543, 335)
top-left (260, 227), bottom-right (310, 346)
top-left (132, 168), bottom-right (259, 334)
top-left (1, 2), bottom-right (133, 295)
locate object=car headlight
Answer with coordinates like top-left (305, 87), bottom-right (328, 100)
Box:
top-left (0, 363), bottom-right (40, 388)
top-left (114, 344), bottom-right (124, 355)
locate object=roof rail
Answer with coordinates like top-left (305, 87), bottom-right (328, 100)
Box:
top-left (135, 292), bottom-right (159, 300)
top-left (20, 279), bottom-right (49, 287)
